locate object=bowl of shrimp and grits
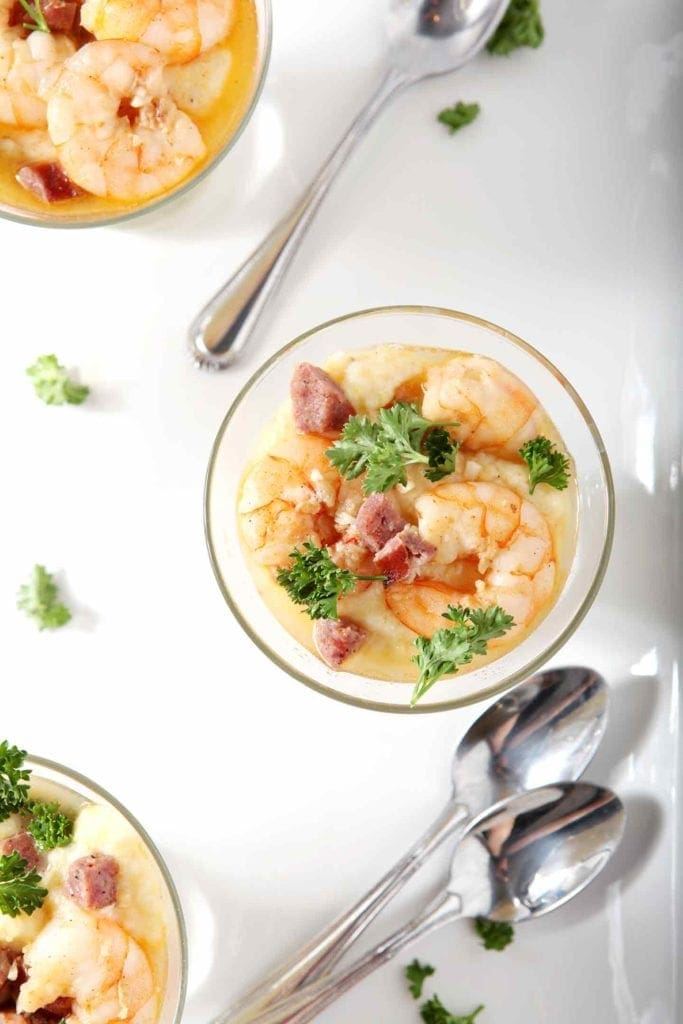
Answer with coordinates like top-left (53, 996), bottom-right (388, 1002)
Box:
top-left (205, 306), bottom-right (615, 713)
top-left (0, 0), bottom-right (271, 225)
top-left (0, 741), bottom-right (186, 1024)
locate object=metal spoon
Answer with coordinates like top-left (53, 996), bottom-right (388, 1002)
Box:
top-left (222, 667), bottom-right (607, 1023)
top-left (189, 0), bottom-right (511, 368)
top-left (246, 782), bottom-right (625, 1024)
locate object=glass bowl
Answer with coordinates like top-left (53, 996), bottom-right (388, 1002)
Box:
top-left (26, 754), bottom-right (187, 1024)
top-left (205, 306), bottom-right (615, 714)
top-left (0, 0), bottom-right (272, 229)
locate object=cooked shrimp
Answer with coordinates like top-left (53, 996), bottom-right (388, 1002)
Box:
top-left (239, 436), bottom-right (341, 567)
top-left (386, 481), bottom-right (555, 634)
top-left (421, 354), bottom-right (550, 457)
top-left (18, 911), bottom-right (156, 1024)
top-left (0, 1), bottom-right (75, 128)
top-left (46, 41), bottom-right (206, 199)
top-left (0, 126), bottom-right (57, 162)
top-left (80, 0), bottom-right (235, 64)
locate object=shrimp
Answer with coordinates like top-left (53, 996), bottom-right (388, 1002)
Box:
top-left (421, 354), bottom-right (550, 457)
top-left (386, 481), bottom-right (556, 634)
top-left (0, 126), bottom-right (57, 162)
top-left (239, 435), bottom-right (341, 567)
top-left (46, 41), bottom-right (206, 200)
top-left (80, 0), bottom-right (235, 65)
top-left (0, 1), bottom-right (75, 128)
top-left (17, 911), bottom-right (156, 1024)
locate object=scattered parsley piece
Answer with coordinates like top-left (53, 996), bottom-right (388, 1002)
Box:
top-left (16, 0), bottom-right (50, 33)
top-left (0, 853), bottom-right (48, 918)
top-left (474, 916), bottom-right (515, 951)
top-left (421, 994), bottom-right (484, 1024)
top-left (406, 960), bottom-right (436, 1000)
top-left (26, 355), bottom-right (89, 406)
top-left (487, 0), bottom-right (544, 56)
top-left (28, 801), bottom-right (73, 852)
top-left (437, 102), bottom-right (481, 135)
top-left (519, 436), bottom-right (571, 494)
top-left (17, 565), bottom-right (72, 631)
top-left (411, 605), bottom-right (515, 706)
top-left (277, 542), bottom-right (384, 621)
top-left (0, 743), bottom-right (30, 822)
top-left (327, 403), bottom-right (460, 494)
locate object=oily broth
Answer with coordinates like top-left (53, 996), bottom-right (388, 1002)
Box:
top-left (0, 0), bottom-right (258, 221)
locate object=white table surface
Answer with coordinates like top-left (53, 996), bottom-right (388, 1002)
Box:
top-left (1, 1), bottom-right (681, 1021)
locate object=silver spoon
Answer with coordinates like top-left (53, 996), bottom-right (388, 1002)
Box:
top-left (221, 667), bottom-right (607, 1023)
top-left (189, 0), bottom-right (511, 368)
top-left (245, 782), bottom-right (626, 1024)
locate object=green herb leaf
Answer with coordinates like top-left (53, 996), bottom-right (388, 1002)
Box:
top-left (437, 102), bottom-right (481, 135)
top-left (519, 436), bottom-right (571, 494)
top-left (411, 605), bottom-right (515, 706)
top-left (276, 542), bottom-right (384, 621)
top-left (487, 0), bottom-right (544, 56)
top-left (474, 916), bottom-right (515, 951)
top-left (406, 959), bottom-right (436, 999)
top-left (0, 743), bottom-right (30, 823)
top-left (421, 994), bottom-right (485, 1024)
top-left (327, 403), bottom-right (459, 494)
top-left (28, 801), bottom-right (73, 852)
top-left (17, 0), bottom-right (50, 33)
top-left (26, 355), bottom-right (89, 406)
top-left (0, 853), bottom-right (48, 918)
top-left (17, 565), bottom-right (72, 631)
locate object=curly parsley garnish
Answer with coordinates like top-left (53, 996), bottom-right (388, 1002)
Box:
top-left (17, 565), bottom-right (71, 631)
top-left (28, 802), bottom-right (73, 852)
top-left (326, 403), bottom-right (460, 494)
top-left (26, 354), bottom-right (89, 406)
top-left (0, 853), bottom-right (48, 918)
top-left (519, 436), bottom-right (571, 494)
top-left (277, 542), bottom-right (384, 620)
top-left (16, 0), bottom-right (50, 33)
top-left (0, 742), bottom-right (31, 822)
top-left (437, 102), bottom-right (481, 135)
top-left (487, 0), bottom-right (544, 56)
top-left (474, 917), bottom-right (515, 951)
top-left (421, 995), bottom-right (484, 1024)
top-left (406, 960), bottom-right (436, 1000)
top-left (411, 605), bottom-right (515, 706)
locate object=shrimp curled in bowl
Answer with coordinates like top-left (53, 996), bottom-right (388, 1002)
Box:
top-left (46, 40), bottom-right (206, 200)
top-left (0, 0), bottom-right (75, 128)
top-left (80, 0), bottom-right (235, 64)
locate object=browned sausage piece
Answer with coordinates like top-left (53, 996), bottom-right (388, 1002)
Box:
top-left (374, 526), bottom-right (436, 584)
top-left (1, 833), bottom-right (42, 872)
top-left (67, 853), bottom-right (119, 909)
top-left (0, 949), bottom-right (25, 1008)
top-left (313, 618), bottom-right (367, 668)
top-left (290, 364), bottom-right (355, 438)
top-left (355, 493), bottom-right (406, 553)
top-left (42, 1), bottom-right (80, 33)
top-left (16, 163), bottom-right (83, 204)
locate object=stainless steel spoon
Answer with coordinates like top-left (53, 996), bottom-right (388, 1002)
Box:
top-left (222, 667), bottom-right (608, 1023)
top-left (245, 781), bottom-right (626, 1024)
top-left (189, 0), bottom-right (511, 368)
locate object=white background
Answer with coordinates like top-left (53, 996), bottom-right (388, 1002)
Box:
top-left (1, 1), bottom-right (681, 1022)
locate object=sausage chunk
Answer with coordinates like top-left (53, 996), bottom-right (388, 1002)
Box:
top-left (374, 527), bottom-right (436, 584)
top-left (16, 163), bottom-right (83, 204)
top-left (290, 364), bottom-right (355, 438)
top-left (355, 493), bottom-right (406, 553)
top-left (42, 0), bottom-right (80, 32)
top-left (0, 949), bottom-right (25, 1008)
top-left (313, 618), bottom-right (367, 668)
top-left (67, 853), bottom-right (118, 909)
top-left (1, 833), bottom-right (41, 872)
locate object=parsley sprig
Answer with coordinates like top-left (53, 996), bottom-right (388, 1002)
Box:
top-left (487, 0), bottom-right (544, 56)
top-left (474, 916), bottom-right (515, 951)
top-left (0, 853), bottom-right (48, 918)
top-left (17, 565), bottom-right (71, 631)
top-left (421, 995), bottom-right (484, 1024)
top-left (326, 403), bottom-right (460, 494)
top-left (406, 960), bottom-right (435, 1000)
top-left (277, 542), bottom-right (384, 620)
top-left (26, 354), bottom-right (89, 406)
top-left (0, 742), bottom-right (31, 822)
top-left (437, 102), bottom-right (481, 135)
top-left (411, 605), bottom-right (515, 706)
top-left (519, 436), bottom-right (571, 494)
top-left (28, 801), bottom-right (73, 852)
top-left (16, 0), bottom-right (50, 33)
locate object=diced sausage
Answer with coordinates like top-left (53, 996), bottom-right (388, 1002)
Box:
top-left (374, 526), bottom-right (436, 584)
top-left (355, 493), bottom-right (406, 552)
top-left (290, 363), bottom-right (355, 438)
top-left (67, 853), bottom-right (118, 910)
top-left (15, 163), bottom-right (83, 204)
top-left (1, 833), bottom-right (41, 872)
top-left (42, 1), bottom-right (80, 33)
top-left (0, 950), bottom-right (25, 1009)
top-left (7, 3), bottom-right (26, 28)
top-left (313, 618), bottom-right (367, 668)
top-left (0, 948), bottom-right (16, 991)
top-left (39, 999), bottom-right (73, 1019)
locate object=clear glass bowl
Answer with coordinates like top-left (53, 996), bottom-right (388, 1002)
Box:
top-left (205, 306), bottom-right (615, 714)
top-left (0, 0), bottom-right (272, 229)
top-left (27, 754), bottom-right (187, 1024)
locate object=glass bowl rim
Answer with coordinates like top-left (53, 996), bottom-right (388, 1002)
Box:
top-left (204, 304), bottom-right (616, 714)
top-left (26, 753), bottom-right (188, 1023)
top-left (0, 0), bottom-right (273, 230)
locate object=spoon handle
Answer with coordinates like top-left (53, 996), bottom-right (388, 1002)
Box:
top-left (188, 67), bottom-right (405, 369)
top-left (219, 797), bottom-right (470, 1024)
